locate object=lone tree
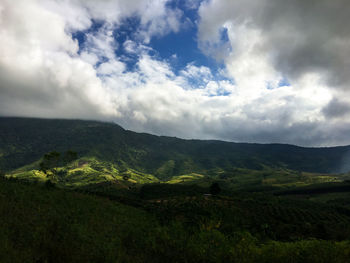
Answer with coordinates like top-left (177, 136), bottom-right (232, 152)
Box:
top-left (39, 151), bottom-right (61, 176)
top-left (39, 150), bottom-right (78, 180)
top-left (210, 182), bottom-right (221, 195)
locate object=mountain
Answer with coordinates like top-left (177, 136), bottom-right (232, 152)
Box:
top-left (0, 117), bottom-right (349, 180)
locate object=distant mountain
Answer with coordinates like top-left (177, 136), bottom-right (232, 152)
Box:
top-left (0, 117), bottom-right (349, 178)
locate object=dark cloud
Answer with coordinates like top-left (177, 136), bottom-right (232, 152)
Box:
top-left (323, 98), bottom-right (350, 118)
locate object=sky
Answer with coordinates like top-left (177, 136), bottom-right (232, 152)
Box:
top-left (0, 0), bottom-right (350, 147)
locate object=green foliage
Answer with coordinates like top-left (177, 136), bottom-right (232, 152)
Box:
top-left (140, 183), bottom-right (350, 241)
top-left (39, 150), bottom-right (78, 182)
top-left (1, 178), bottom-right (350, 262)
top-left (139, 183), bottom-right (207, 199)
top-left (166, 173), bottom-right (205, 184)
top-left (155, 160), bottom-right (176, 179)
top-left (39, 151), bottom-right (61, 175)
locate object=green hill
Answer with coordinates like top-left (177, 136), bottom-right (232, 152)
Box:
top-left (0, 117), bottom-right (349, 182)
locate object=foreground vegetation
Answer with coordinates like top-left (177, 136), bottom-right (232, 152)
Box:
top-left (1, 177), bottom-right (350, 262)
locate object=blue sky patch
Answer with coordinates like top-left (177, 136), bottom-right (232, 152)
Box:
top-left (71, 0), bottom-right (231, 86)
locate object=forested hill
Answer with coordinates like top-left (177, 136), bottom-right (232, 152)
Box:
top-left (0, 117), bottom-right (349, 177)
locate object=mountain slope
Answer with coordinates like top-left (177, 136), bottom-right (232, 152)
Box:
top-left (0, 117), bottom-right (349, 178)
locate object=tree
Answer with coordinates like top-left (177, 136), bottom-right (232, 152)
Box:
top-left (39, 150), bottom-right (78, 180)
top-left (40, 151), bottom-right (61, 176)
top-left (210, 182), bottom-right (221, 195)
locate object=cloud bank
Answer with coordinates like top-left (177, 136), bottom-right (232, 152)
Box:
top-left (0, 0), bottom-right (350, 146)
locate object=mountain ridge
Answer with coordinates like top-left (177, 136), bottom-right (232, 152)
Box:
top-left (0, 116), bottom-right (349, 176)
top-left (2, 116), bottom-right (349, 148)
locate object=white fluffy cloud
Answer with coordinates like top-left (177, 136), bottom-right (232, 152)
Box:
top-left (196, 0), bottom-right (350, 145)
top-left (0, 0), bottom-right (350, 146)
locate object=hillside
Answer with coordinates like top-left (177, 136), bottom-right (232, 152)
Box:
top-left (0, 117), bottom-right (349, 181)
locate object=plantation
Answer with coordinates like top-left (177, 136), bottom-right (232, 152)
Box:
top-left (1, 177), bottom-right (350, 263)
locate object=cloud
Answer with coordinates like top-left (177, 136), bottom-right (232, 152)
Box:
top-left (183, 0), bottom-right (202, 10)
top-left (136, 1), bottom-right (184, 43)
top-left (198, 0), bottom-right (350, 90)
top-left (181, 64), bottom-right (212, 81)
top-left (123, 40), bottom-right (138, 54)
top-left (323, 98), bottom-right (350, 119)
top-left (0, 0), bottom-right (181, 120)
top-left (0, 0), bottom-right (350, 147)
top-left (0, 0), bottom-right (118, 120)
top-left (84, 24), bottom-right (118, 61)
top-left (194, 0), bottom-right (350, 145)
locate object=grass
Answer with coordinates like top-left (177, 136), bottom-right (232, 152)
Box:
top-left (166, 173), bottom-right (205, 184)
top-left (6, 157), bottom-right (159, 188)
